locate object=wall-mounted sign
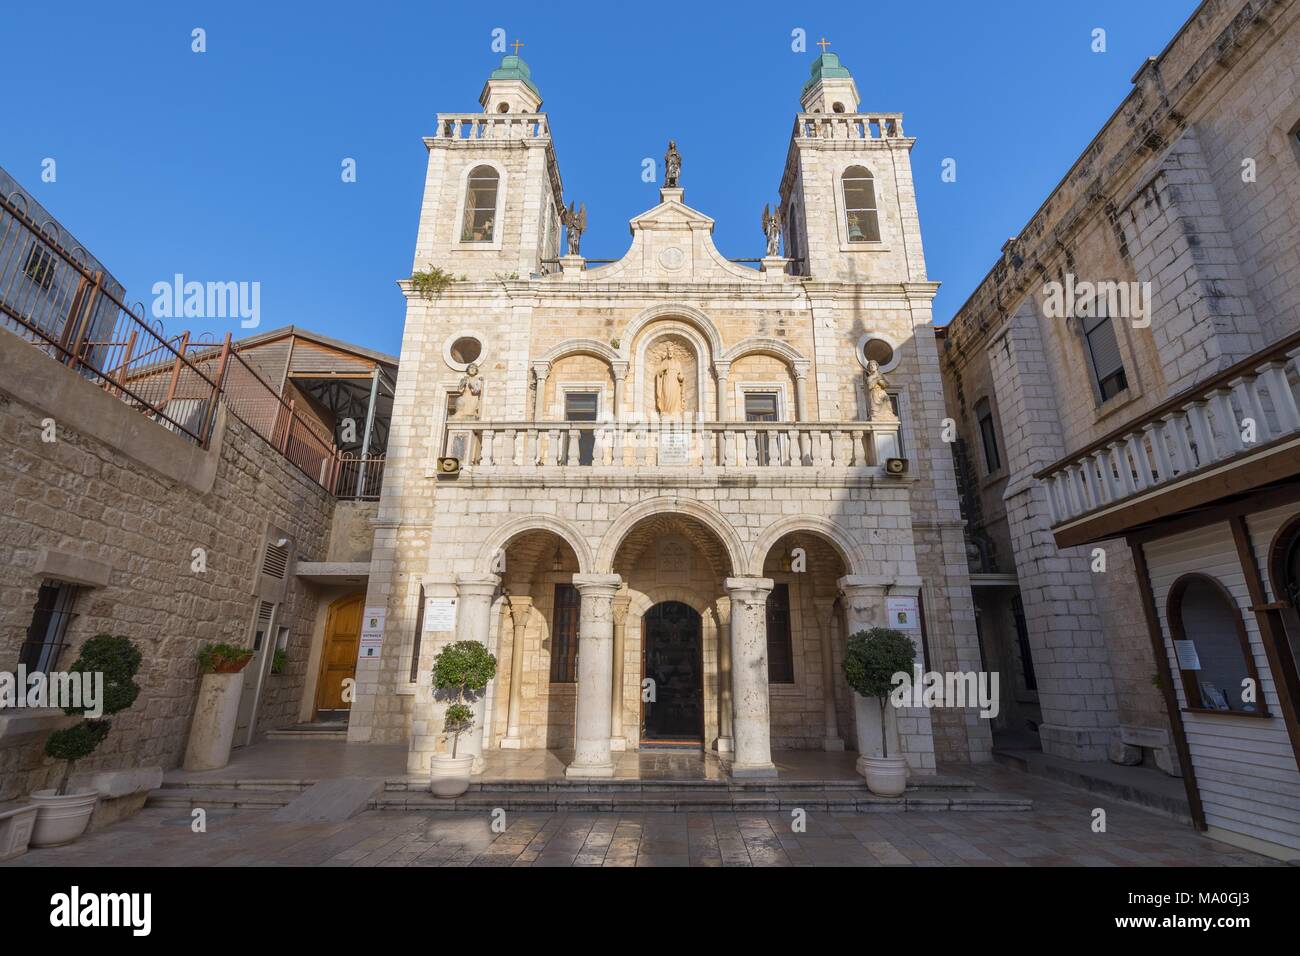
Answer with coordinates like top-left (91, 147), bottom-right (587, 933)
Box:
top-left (424, 597), bottom-right (458, 633)
top-left (659, 430), bottom-right (689, 465)
top-left (886, 596), bottom-right (920, 631)
top-left (359, 607), bottom-right (386, 659)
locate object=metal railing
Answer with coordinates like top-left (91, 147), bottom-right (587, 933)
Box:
top-left (0, 189), bottom-right (384, 499)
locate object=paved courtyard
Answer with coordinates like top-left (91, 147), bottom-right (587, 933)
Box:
top-left (5, 765), bottom-right (1282, 867)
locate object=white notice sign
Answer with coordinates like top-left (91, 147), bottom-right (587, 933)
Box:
top-left (1174, 640), bottom-right (1201, 671)
top-left (359, 607), bottom-right (386, 660)
top-left (659, 430), bottom-right (689, 465)
top-left (424, 597), bottom-right (458, 633)
top-left (886, 596), bottom-right (920, 631)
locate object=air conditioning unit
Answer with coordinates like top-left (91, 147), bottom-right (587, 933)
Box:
top-left (437, 457), bottom-right (461, 475)
top-left (885, 457), bottom-right (909, 476)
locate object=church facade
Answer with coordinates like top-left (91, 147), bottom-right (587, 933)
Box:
top-left (346, 51), bottom-right (989, 778)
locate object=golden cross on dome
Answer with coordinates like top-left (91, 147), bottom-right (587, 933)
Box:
top-left (511, 39), bottom-right (525, 56)
top-left (816, 37), bottom-right (831, 53)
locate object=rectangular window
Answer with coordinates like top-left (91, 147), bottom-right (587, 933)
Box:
top-left (975, 399), bottom-right (1001, 474)
top-left (564, 391), bottom-right (598, 466)
top-left (22, 241), bottom-right (56, 291)
top-left (765, 583), bottom-right (794, 684)
top-left (409, 585), bottom-right (426, 683)
top-left (20, 580), bottom-right (78, 674)
top-left (550, 583), bottom-right (580, 683)
top-left (1083, 304), bottom-right (1128, 401)
top-left (744, 391), bottom-right (779, 466)
top-left (842, 170), bottom-right (881, 242)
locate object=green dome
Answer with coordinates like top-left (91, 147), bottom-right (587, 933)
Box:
top-left (801, 52), bottom-right (853, 94)
top-left (489, 54), bottom-right (540, 98)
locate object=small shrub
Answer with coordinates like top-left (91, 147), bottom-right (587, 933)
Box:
top-left (410, 266), bottom-right (457, 298)
top-left (271, 649), bottom-right (288, 675)
top-left (843, 627), bottom-right (916, 759)
top-left (431, 641), bottom-right (497, 757)
top-left (44, 635), bottom-right (142, 795)
top-left (197, 643), bottom-right (254, 674)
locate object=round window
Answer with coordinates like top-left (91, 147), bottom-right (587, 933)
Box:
top-left (450, 336), bottom-right (482, 364)
top-left (855, 332), bottom-right (900, 373)
top-left (443, 333), bottom-right (487, 371)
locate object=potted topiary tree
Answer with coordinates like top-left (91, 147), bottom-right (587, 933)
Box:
top-left (182, 642), bottom-right (254, 772)
top-left (429, 640), bottom-right (496, 797)
top-left (30, 634), bottom-right (142, 847)
top-left (843, 627), bottom-right (916, 797)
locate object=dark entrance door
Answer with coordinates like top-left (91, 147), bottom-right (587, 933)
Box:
top-left (641, 601), bottom-right (703, 742)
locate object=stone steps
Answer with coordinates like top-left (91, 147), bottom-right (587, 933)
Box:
top-left (147, 787), bottom-right (300, 810)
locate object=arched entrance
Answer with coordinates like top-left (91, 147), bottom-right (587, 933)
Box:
top-left (641, 601), bottom-right (703, 745)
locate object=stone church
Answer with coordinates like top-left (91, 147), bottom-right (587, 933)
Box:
top-left (346, 50), bottom-right (989, 779)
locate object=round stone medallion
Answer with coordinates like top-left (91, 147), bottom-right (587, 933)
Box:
top-left (658, 246), bottom-right (686, 271)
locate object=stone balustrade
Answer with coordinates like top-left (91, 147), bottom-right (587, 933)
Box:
top-left (441, 419), bottom-right (904, 473)
top-left (1038, 341), bottom-right (1300, 526)
top-left (793, 112), bottom-right (905, 142)
top-left (432, 112), bottom-right (549, 141)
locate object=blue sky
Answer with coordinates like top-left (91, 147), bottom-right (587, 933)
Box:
top-left (2, 0), bottom-right (1201, 356)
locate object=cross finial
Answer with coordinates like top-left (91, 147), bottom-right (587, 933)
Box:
top-left (511, 38), bottom-right (525, 56)
top-left (816, 37), bottom-right (831, 53)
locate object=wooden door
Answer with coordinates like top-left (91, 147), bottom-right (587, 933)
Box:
top-left (315, 593), bottom-right (364, 712)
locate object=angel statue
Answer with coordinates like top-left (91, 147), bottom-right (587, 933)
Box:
top-left (863, 360), bottom-right (899, 422)
top-left (761, 202), bottom-right (782, 257)
top-left (562, 201), bottom-right (587, 255)
top-left (664, 140), bottom-right (682, 188)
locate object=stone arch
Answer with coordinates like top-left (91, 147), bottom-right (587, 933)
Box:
top-left (477, 514), bottom-right (594, 576)
top-left (619, 304), bottom-right (725, 362)
top-left (626, 584), bottom-right (715, 619)
top-left (632, 321), bottom-right (711, 420)
top-left (720, 336), bottom-right (808, 369)
top-left (595, 497), bottom-right (746, 576)
top-left (538, 338), bottom-right (621, 367)
top-left (747, 515), bottom-right (863, 577)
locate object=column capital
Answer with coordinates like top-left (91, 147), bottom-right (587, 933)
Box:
top-left (531, 361), bottom-right (551, 378)
top-left (792, 360), bottom-right (810, 379)
top-left (610, 361), bottom-right (629, 379)
top-left (724, 576), bottom-right (773, 601)
top-left (572, 573), bottom-right (622, 597)
top-left (887, 576), bottom-right (923, 598)
top-left (504, 594), bottom-right (533, 625)
top-left (836, 574), bottom-right (891, 596)
top-left (612, 594), bottom-right (631, 625)
top-left (456, 573), bottom-right (501, 598)
top-left (712, 360), bottom-right (732, 378)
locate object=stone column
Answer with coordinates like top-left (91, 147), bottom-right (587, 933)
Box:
top-left (792, 362), bottom-right (810, 421)
top-left (611, 361), bottom-right (628, 422)
top-left (565, 573), bottom-right (622, 778)
top-left (609, 593), bottom-right (630, 751)
top-left (531, 361), bottom-right (550, 422)
top-left (724, 577), bottom-right (777, 778)
top-left (713, 361), bottom-right (731, 421)
top-left (838, 575), bottom-right (898, 769)
top-left (813, 596), bottom-right (844, 751)
top-left (715, 599), bottom-right (734, 754)
top-left (500, 595), bottom-right (532, 749)
top-left (449, 573), bottom-right (500, 774)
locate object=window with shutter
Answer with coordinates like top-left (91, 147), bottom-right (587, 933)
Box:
top-left (1082, 299), bottom-right (1129, 401)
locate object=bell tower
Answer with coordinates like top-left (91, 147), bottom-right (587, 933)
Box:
top-left (779, 48), bottom-right (928, 283)
top-left (410, 50), bottom-right (564, 280)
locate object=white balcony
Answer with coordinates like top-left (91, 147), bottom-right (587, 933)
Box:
top-left (1038, 336), bottom-right (1300, 543)
top-left (441, 419), bottom-right (904, 476)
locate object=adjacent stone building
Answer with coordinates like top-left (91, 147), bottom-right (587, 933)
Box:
top-left (346, 50), bottom-right (992, 780)
top-left (940, 0), bottom-right (1300, 858)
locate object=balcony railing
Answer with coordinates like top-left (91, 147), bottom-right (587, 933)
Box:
top-left (1036, 332), bottom-right (1300, 528)
top-left (432, 113), bottom-right (549, 141)
top-left (442, 420), bottom-right (903, 473)
top-left (793, 112), bottom-right (906, 142)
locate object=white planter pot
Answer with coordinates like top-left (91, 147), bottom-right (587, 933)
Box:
top-left (183, 672), bottom-right (245, 771)
top-left (430, 754), bottom-right (475, 798)
top-left (859, 756), bottom-right (908, 797)
top-left (29, 789), bottom-right (99, 847)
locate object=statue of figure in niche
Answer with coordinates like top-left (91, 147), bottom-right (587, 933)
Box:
top-left (863, 360), bottom-right (898, 422)
top-left (654, 344), bottom-right (686, 419)
top-left (664, 140), bottom-right (682, 188)
top-left (450, 362), bottom-right (483, 420)
top-left (761, 202), bottom-right (782, 257)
